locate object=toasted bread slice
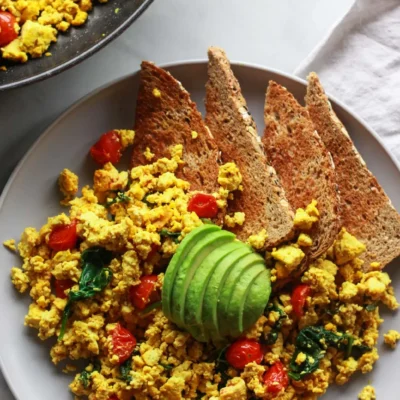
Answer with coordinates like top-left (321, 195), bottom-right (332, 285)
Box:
top-left (306, 72), bottom-right (400, 268)
top-left (131, 61), bottom-right (220, 194)
top-left (263, 81), bottom-right (340, 260)
top-left (205, 47), bottom-right (294, 247)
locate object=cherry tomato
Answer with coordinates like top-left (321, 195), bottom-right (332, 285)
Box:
top-left (111, 323), bottom-right (136, 364)
top-left (129, 275), bottom-right (159, 310)
top-left (225, 339), bottom-right (263, 370)
top-left (90, 131), bottom-right (122, 165)
top-left (0, 12), bottom-right (18, 47)
top-left (54, 279), bottom-right (75, 299)
top-left (48, 221), bottom-right (78, 252)
top-left (187, 193), bottom-right (218, 218)
top-left (263, 361), bottom-right (289, 394)
top-left (291, 284), bottom-right (312, 317)
top-left (146, 243), bottom-right (160, 260)
top-left (108, 396), bottom-right (119, 400)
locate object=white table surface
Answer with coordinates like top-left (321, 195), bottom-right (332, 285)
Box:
top-left (0, 0), bottom-right (353, 398)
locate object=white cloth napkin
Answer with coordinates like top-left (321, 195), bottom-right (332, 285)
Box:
top-left (294, 0), bottom-right (400, 162)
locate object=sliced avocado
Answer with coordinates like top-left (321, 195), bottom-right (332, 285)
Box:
top-left (184, 241), bottom-right (243, 342)
top-left (241, 269), bottom-right (271, 332)
top-left (162, 224), bottom-right (220, 320)
top-left (224, 262), bottom-right (266, 338)
top-left (170, 230), bottom-right (235, 329)
top-left (202, 246), bottom-right (254, 345)
top-left (217, 253), bottom-right (265, 339)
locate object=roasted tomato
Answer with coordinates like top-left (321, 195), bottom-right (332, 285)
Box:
top-left (111, 323), bottom-right (136, 364)
top-left (291, 284), bottom-right (312, 317)
top-left (187, 193), bottom-right (218, 218)
top-left (0, 12), bottom-right (18, 47)
top-left (90, 131), bottom-right (122, 165)
top-left (226, 338), bottom-right (263, 369)
top-left (263, 361), bottom-right (289, 394)
top-left (54, 279), bottom-right (75, 299)
top-left (129, 275), bottom-right (159, 310)
top-left (48, 221), bottom-right (78, 252)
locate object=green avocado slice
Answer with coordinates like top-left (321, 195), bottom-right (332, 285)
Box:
top-left (184, 241), bottom-right (244, 342)
top-left (203, 247), bottom-right (259, 345)
top-left (201, 245), bottom-right (253, 345)
top-left (216, 252), bottom-right (265, 337)
top-left (162, 224), bottom-right (220, 320)
top-left (223, 262), bottom-right (266, 338)
top-left (170, 229), bottom-right (235, 329)
top-left (241, 269), bottom-right (271, 332)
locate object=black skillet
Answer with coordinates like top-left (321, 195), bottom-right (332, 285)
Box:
top-left (0, 0), bottom-right (153, 91)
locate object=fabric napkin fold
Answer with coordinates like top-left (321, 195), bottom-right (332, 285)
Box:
top-left (294, 0), bottom-right (400, 162)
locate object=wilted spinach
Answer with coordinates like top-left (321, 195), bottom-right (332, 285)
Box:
top-left (105, 192), bottom-right (131, 208)
top-left (120, 358), bottom-right (133, 383)
top-left (160, 229), bottom-right (181, 244)
top-left (208, 345), bottom-right (230, 390)
top-left (79, 359), bottom-right (101, 388)
top-left (58, 247), bottom-right (113, 340)
top-left (261, 303), bottom-right (287, 345)
top-left (288, 326), bottom-right (370, 381)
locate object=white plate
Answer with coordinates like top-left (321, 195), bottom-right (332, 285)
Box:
top-left (0, 62), bottom-right (399, 400)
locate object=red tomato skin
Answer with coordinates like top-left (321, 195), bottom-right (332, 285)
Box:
top-left (187, 193), bottom-right (218, 218)
top-left (263, 361), bottom-right (289, 394)
top-left (291, 284), bottom-right (312, 317)
top-left (129, 275), bottom-right (159, 310)
top-left (225, 339), bottom-right (263, 370)
top-left (0, 12), bottom-right (18, 47)
top-left (48, 221), bottom-right (78, 252)
top-left (108, 396), bottom-right (119, 400)
top-left (111, 323), bottom-right (136, 364)
top-left (54, 279), bottom-right (75, 299)
top-left (90, 131), bottom-right (122, 165)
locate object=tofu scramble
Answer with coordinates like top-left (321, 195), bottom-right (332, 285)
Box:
top-left (0, 0), bottom-right (109, 64)
top-left (8, 129), bottom-right (399, 400)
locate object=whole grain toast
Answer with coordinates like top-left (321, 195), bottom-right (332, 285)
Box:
top-left (263, 81), bottom-right (340, 260)
top-left (131, 61), bottom-right (220, 194)
top-left (306, 72), bottom-right (400, 268)
top-left (205, 47), bottom-right (294, 248)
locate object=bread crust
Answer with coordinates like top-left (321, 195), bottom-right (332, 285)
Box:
top-left (205, 47), bottom-right (294, 248)
top-left (263, 81), bottom-right (340, 260)
top-left (306, 72), bottom-right (400, 268)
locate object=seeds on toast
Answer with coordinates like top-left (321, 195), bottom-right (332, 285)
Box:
top-left (205, 47), bottom-right (294, 248)
top-left (263, 80), bottom-right (340, 260)
top-left (306, 72), bottom-right (400, 268)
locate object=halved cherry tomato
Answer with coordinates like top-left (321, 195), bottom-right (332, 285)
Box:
top-left (108, 395), bottom-right (119, 400)
top-left (90, 131), bottom-right (122, 165)
top-left (48, 221), bottom-right (78, 252)
top-left (129, 275), bottom-right (159, 310)
top-left (187, 193), bottom-right (218, 218)
top-left (0, 12), bottom-right (18, 47)
top-left (291, 284), bottom-right (312, 317)
top-left (225, 339), bottom-right (263, 370)
top-left (54, 279), bottom-right (74, 299)
top-left (263, 361), bottom-right (289, 394)
top-left (111, 323), bottom-right (136, 364)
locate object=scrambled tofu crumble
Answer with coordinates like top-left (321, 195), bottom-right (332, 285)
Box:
top-left (358, 385), bottom-right (376, 400)
top-left (10, 133), bottom-right (399, 400)
top-left (384, 329), bottom-right (400, 349)
top-left (0, 0), bottom-right (110, 63)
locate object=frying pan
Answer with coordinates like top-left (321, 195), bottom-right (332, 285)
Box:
top-left (0, 0), bottom-right (153, 91)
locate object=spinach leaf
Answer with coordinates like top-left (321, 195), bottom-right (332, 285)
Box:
top-left (140, 300), bottom-right (162, 315)
top-left (261, 303), bottom-right (287, 345)
top-left (288, 326), bottom-right (370, 381)
top-left (105, 192), bottom-right (131, 208)
top-left (160, 363), bottom-right (174, 371)
top-left (160, 229), bottom-right (181, 244)
top-left (142, 193), bottom-right (154, 208)
top-left (120, 358), bottom-right (133, 383)
top-left (79, 359), bottom-right (101, 388)
top-left (58, 247), bottom-right (113, 340)
top-left (365, 303), bottom-right (378, 312)
top-left (209, 345), bottom-right (230, 390)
